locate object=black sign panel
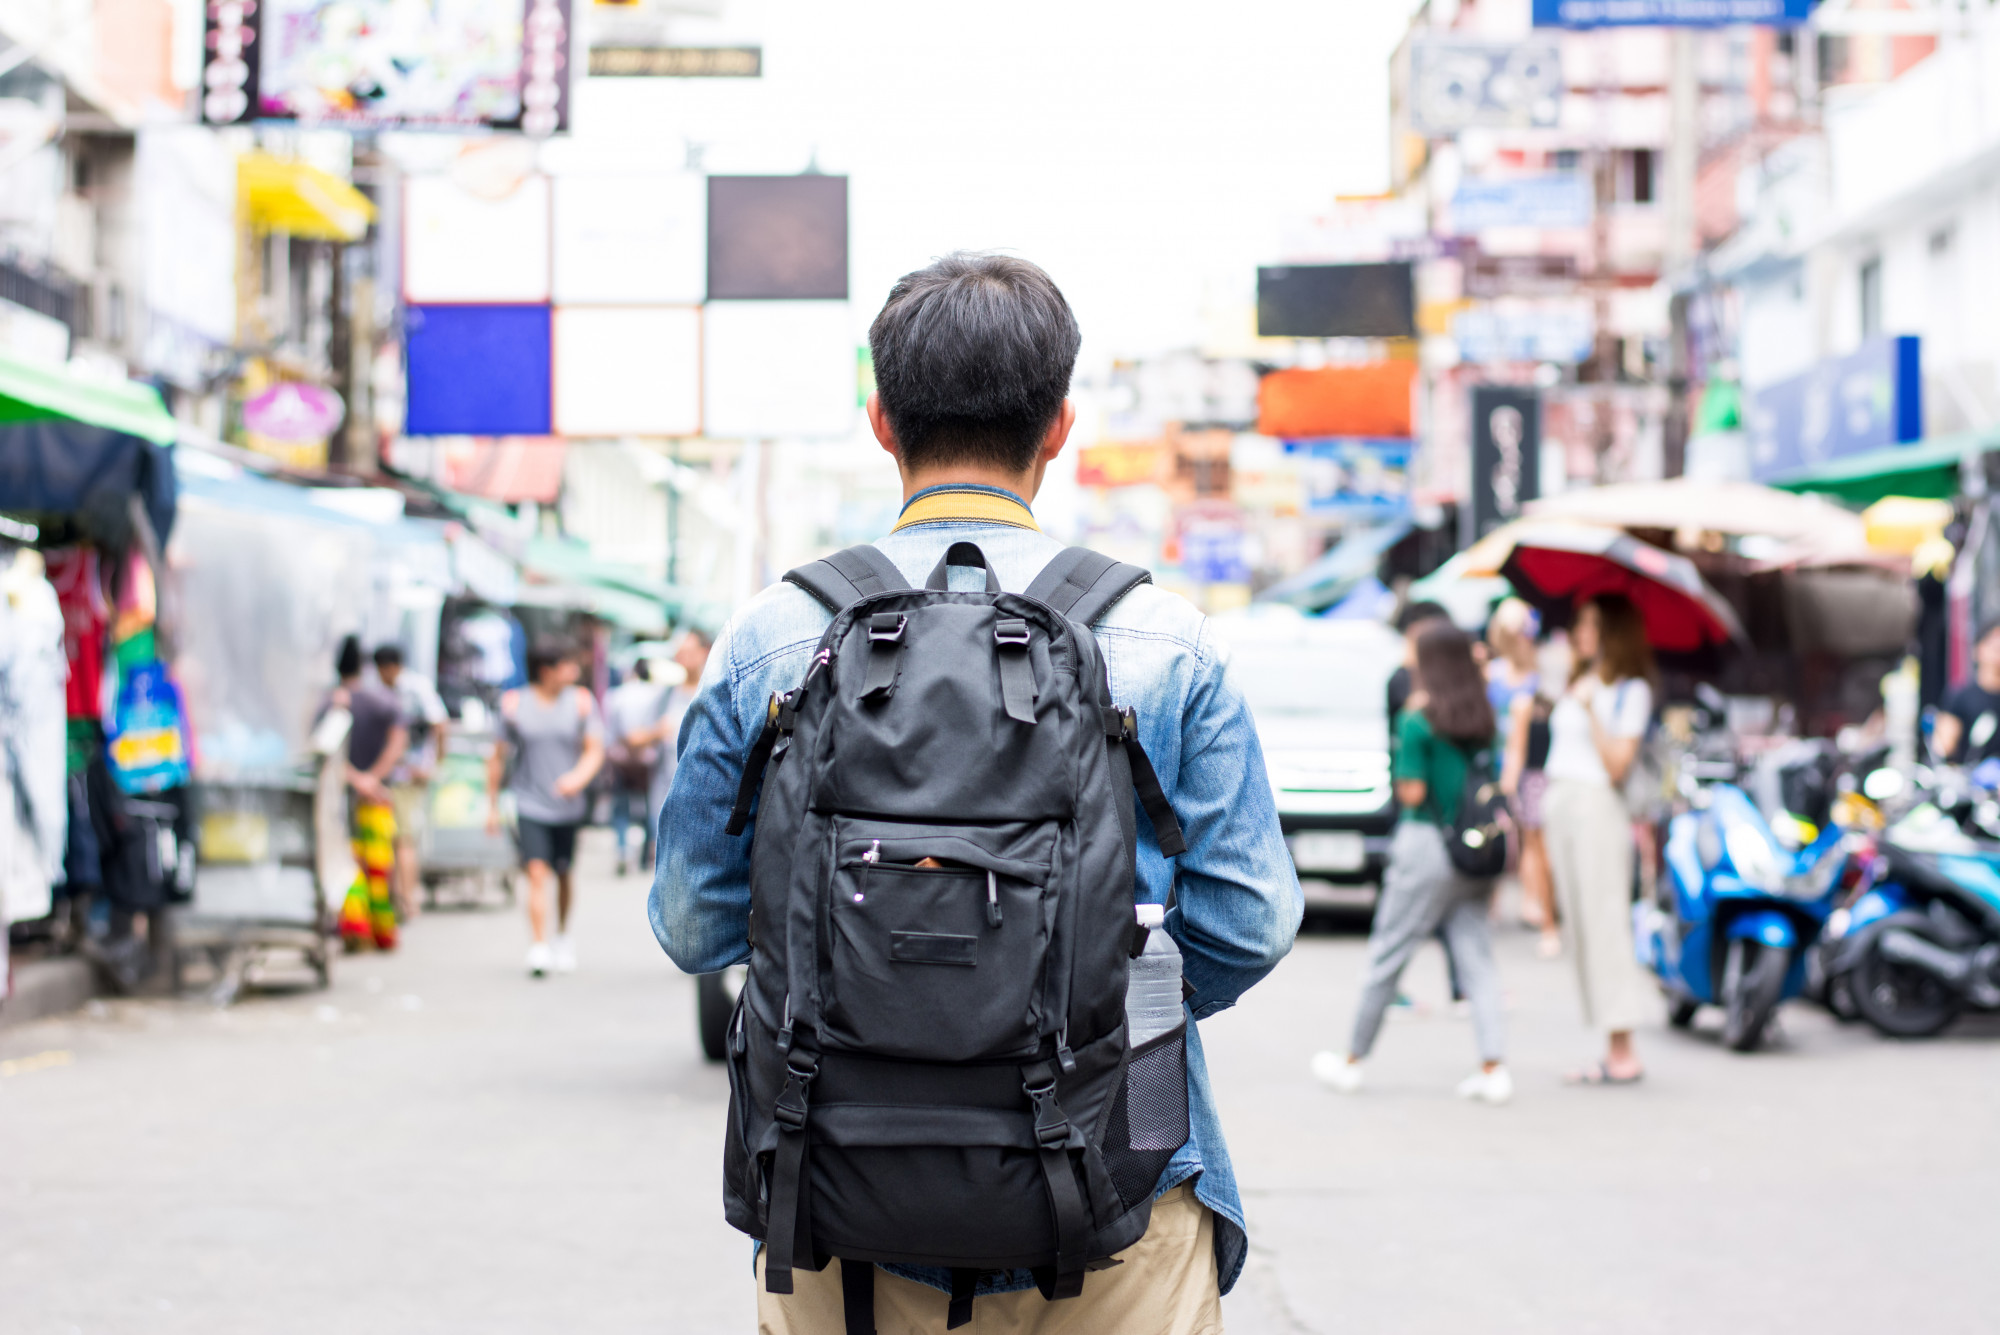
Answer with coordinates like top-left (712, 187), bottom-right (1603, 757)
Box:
top-left (707, 175), bottom-right (849, 301)
top-left (1257, 263), bottom-right (1416, 339)
top-left (1470, 385), bottom-right (1540, 539)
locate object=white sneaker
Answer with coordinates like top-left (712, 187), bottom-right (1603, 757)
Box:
top-left (1456, 1066), bottom-right (1514, 1105)
top-left (553, 935), bottom-right (577, 974)
top-left (1310, 1051), bottom-right (1365, 1093)
top-left (526, 942), bottom-right (552, 978)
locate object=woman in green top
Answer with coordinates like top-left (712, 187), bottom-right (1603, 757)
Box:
top-left (1313, 622), bottom-right (1513, 1104)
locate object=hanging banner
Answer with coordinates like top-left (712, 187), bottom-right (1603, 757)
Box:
top-left (1469, 386), bottom-right (1541, 539)
top-left (1409, 37), bottom-right (1563, 136)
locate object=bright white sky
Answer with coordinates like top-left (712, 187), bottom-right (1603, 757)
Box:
top-left (575, 0), bottom-right (1426, 367)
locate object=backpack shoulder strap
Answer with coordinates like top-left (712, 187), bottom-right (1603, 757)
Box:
top-left (1023, 546), bottom-right (1152, 627)
top-left (783, 544), bottom-right (910, 614)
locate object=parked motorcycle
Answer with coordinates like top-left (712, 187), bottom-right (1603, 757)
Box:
top-left (1643, 782), bottom-right (1847, 1050)
top-left (1820, 775), bottom-right (2000, 1038)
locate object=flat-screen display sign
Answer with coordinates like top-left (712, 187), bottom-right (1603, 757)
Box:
top-left (200, 0), bottom-right (574, 133)
top-left (1257, 263), bottom-right (1416, 340)
top-left (707, 176), bottom-right (848, 300)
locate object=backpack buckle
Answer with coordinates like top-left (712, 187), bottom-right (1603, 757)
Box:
top-left (774, 1054), bottom-right (819, 1131)
top-left (868, 613), bottom-right (907, 643)
top-left (994, 619), bottom-right (1031, 648)
top-left (1023, 1074), bottom-right (1069, 1148)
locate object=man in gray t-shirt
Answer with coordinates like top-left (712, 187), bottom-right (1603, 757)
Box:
top-left (487, 639), bottom-right (604, 977)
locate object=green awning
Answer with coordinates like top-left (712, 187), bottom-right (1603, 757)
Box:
top-left (0, 350), bottom-right (177, 444)
top-left (1767, 429), bottom-right (1998, 507)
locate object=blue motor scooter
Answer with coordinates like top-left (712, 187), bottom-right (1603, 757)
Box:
top-left (1821, 774), bottom-right (2000, 1038)
top-left (1641, 783), bottom-right (1847, 1050)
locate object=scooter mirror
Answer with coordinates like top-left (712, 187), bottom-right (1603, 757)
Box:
top-left (1862, 768), bottom-right (1905, 803)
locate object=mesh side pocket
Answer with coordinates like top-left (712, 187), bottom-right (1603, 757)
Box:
top-left (1100, 1027), bottom-right (1189, 1211)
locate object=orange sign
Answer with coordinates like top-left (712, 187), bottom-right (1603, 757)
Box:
top-left (1256, 363), bottom-right (1417, 439)
top-left (1076, 441), bottom-right (1166, 489)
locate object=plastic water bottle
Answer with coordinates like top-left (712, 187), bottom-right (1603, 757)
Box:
top-left (1125, 903), bottom-right (1184, 1046)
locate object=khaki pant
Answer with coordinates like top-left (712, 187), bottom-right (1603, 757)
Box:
top-left (1544, 778), bottom-right (1648, 1033)
top-left (755, 1183), bottom-right (1222, 1335)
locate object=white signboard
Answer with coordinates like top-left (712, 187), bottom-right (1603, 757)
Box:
top-left (553, 306), bottom-right (702, 437)
top-left (403, 174), bottom-right (551, 304)
top-left (552, 174), bottom-right (705, 305)
top-left (703, 301), bottom-right (854, 440)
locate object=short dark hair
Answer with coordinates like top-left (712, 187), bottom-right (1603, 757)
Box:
top-left (373, 644), bottom-right (404, 670)
top-left (1396, 600), bottom-right (1450, 634)
top-left (336, 634), bottom-right (364, 680)
top-left (630, 658), bottom-right (651, 683)
top-left (527, 637), bottom-right (574, 683)
top-left (868, 252), bottom-right (1081, 476)
top-left (1415, 622), bottom-right (1496, 743)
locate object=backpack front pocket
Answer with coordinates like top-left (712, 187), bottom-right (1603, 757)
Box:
top-left (823, 821), bottom-right (1055, 1060)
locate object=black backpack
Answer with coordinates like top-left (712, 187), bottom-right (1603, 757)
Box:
top-left (718, 541), bottom-right (1191, 1332)
top-left (1445, 745), bottom-right (1509, 879)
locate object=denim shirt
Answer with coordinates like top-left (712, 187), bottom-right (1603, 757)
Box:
top-left (649, 491), bottom-right (1302, 1296)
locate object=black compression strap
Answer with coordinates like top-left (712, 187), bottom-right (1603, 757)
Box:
top-left (1122, 714), bottom-right (1188, 857)
top-left (725, 699), bottom-right (782, 837)
top-left (1023, 546), bottom-right (1152, 626)
top-left (1023, 1060), bottom-right (1089, 1304)
top-left (946, 1269), bottom-right (979, 1329)
top-left (860, 613), bottom-right (906, 702)
top-left (762, 1055), bottom-right (818, 1294)
top-left (840, 1259), bottom-right (876, 1335)
top-left (994, 618), bottom-right (1037, 724)
top-left (784, 544), bottom-right (909, 613)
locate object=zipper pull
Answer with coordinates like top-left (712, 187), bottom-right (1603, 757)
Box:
top-left (1055, 1026), bottom-right (1076, 1074)
top-left (863, 839), bottom-right (880, 865)
top-left (985, 869), bottom-right (1002, 928)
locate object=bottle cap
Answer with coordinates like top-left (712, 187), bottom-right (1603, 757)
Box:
top-left (1134, 903), bottom-right (1165, 928)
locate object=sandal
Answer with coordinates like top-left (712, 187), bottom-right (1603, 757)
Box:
top-left (1564, 1061), bottom-right (1643, 1086)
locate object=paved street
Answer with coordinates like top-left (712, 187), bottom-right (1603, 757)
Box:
top-left (4, 832), bottom-right (1997, 1335)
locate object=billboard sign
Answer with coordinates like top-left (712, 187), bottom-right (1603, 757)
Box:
top-left (1258, 263), bottom-right (1416, 339)
top-left (1748, 336), bottom-right (1923, 482)
top-left (1282, 439), bottom-right (1413, 519)
top-left (201, 0), bottom-right (575, 133)
top-left (1448, 175), bottom-right (1593, 233)
top-left (1533, 0), bottom-right (1811, 27)
top-left (1451, 299), bottom-right (1595, 365)
top-left (1469, 386), bottom-right (1541, 539)
top-left (707, 176), bottom-right (849, 300)
top-left (1409, 37), bottom-right (1562, 136)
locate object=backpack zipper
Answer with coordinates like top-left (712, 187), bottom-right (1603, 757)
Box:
top-left (984, 869), bottom-right (1002, 928)
top-left (862, 839), bottom-right (880, 865)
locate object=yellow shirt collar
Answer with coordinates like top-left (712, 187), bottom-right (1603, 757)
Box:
top-left (890, 484), bottom-right (1039, 533)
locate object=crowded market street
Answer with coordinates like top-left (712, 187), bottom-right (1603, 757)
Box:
top-left (4, 831), bottom-right (1995, 1335)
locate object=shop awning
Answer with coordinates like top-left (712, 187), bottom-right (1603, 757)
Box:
top-left (1767, 430), bottom-right (1997, 507)
top-left (240, 151), bottom-right (377, 242)
top-left (0, 349), bottom-right (178, 542)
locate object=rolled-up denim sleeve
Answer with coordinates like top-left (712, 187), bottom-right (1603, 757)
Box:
top-left (649, 631), bottom-right (759, 976)
top-left (1167, 623), bottom-right (1303, 1019)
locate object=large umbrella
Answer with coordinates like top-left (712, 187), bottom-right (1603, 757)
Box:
top-left (1523, 478), bottom-right (1866, 546)
top-left (1496, 524), bottom-right (1745, 655)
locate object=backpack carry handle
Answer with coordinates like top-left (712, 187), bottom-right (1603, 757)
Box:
top-left (925, 541), bottom-right (1003, 593)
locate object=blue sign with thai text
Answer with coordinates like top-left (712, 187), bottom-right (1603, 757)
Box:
top-left (1533, 0), bottom-right (1812, 27)
top-left (1747, 336), bottom-right (1923, 482)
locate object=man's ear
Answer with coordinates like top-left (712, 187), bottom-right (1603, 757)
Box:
top-left (1039, 399), bottom-right (1077, 465)
top-left (867, 393), bottom-right (902, 466)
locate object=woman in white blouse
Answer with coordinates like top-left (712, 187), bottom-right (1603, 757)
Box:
top-left (1542, 594), bottom-right (1656, 1084)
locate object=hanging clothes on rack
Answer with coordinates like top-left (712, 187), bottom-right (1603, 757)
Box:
top-left (1, 546), bottom-right (70, 987)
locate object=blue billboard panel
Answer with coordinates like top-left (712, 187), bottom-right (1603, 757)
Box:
top-left (1534, 0), bottom-right (1812, 26)
top-left (1282, 439), bottom-right (1413, 518)
top-left (1747, 336), bottom-right (1922, 482)
top-left (405, 304), bottom-right (552, 437)
top-left (1449, 175), bottom-right (1594, 232)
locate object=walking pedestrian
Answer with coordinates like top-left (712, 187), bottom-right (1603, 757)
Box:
top-left (603, 658), bottom-right (663, 877)
top-left (1542, 594), bottom-right (1655, 1085)
top-left (626, 627), bottom-right (709, 861)
top-left (1929, 618), bottom-right (2000, 764)
top-left (650, 252), bottom-right (1299, 1334)
top-left (1312, 621), bottom-right (1512, 1104)
top-left (325, 636), bottom-right (406, 952)
top-left (1490, 600), bottom-right (1560, 958)
top-left (373, 644), bottom-right (448, 921)
top-left (487, 637), bottom-right (604, 978)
